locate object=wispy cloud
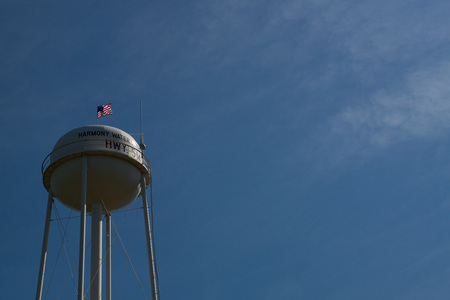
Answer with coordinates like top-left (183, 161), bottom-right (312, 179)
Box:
top-left (187, 1), bottom-right (450, 172)
top-left (328, 62), bottom-right (450, 154)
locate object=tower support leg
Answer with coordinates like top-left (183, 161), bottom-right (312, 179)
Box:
top-left (90, 202), bottom-right (103, 300)
top-left (106, 213), bottom-right (112, 300)
top-left (36, 190), bottom-right (53, 300)
top-left (78, 155), bottom-right (88, 300)
top-left (141, 175), bottom-right (159, 300)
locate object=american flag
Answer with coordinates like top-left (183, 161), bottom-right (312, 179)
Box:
top-left (97, 103), bottom-right (113, 119)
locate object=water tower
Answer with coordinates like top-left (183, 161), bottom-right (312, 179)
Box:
top-left (36, 124), bottom-right (159, 300)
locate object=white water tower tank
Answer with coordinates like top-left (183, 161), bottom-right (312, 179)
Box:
top-left (42, 125), bottom-right (150, 213)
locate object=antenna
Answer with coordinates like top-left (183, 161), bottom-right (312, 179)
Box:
top-left (140, 101), bottom-right (146, 150)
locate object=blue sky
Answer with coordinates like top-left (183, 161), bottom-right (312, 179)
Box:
top-left (3, 0), bottom-right (450, 299)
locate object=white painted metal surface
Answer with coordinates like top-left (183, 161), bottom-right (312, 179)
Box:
top-left (35, 191), bottom-right (53, 300)
top-left (141, 175), bottom-right (159, 300)
top-left (78, 155), bottom-right (87, 300)
top-left (38, 124), bottom-right (157, 300)
top-left (42, 125), bottom-right (150, 213)
top-left (106, 214), bottom-right (112, 300)
top-left (90, 202), bottom-right (103, 300)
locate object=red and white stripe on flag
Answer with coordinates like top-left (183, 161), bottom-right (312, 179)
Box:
top-left (97, 103), bottom-right (113, 119)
